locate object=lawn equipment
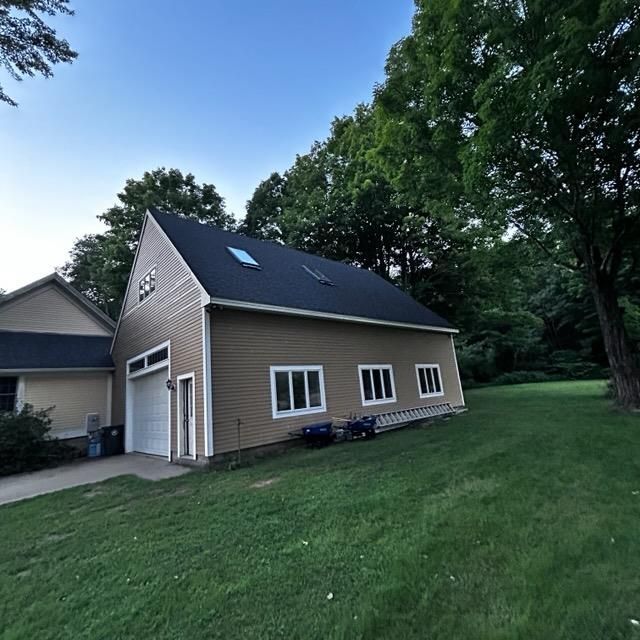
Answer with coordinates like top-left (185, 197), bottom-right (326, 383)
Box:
top-left (291, 416), bottom-right (377, 446)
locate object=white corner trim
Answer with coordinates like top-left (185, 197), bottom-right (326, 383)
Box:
top-left (202, 307), bottom-right (214, 457)
top-left (415, 363), bottom-right (445, 399)
top-left (168, 341), bottom-right (172, 461)
top-left (269, 365), bottom-right (327, 420)
top-left (357, 364), bottom-right (397, 407)
top-left (450, 334), bottom-right (466, 406)
top-left (210, 297), bottom-right (458, 334)
top-left (106, 373), bottom-right (113, 425)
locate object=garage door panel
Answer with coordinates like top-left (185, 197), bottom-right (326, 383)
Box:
top-left (131, 368), bottom-right (169, 456)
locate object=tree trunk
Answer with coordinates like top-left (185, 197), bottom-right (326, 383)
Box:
top-left (587, 269), bottom-right (640, 410)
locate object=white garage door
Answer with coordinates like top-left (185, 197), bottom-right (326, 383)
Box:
top-left (132, 368), bottom-right (169, 456)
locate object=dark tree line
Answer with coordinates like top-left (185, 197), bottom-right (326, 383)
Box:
top-left (62, 0), bottom-right (640, 408)
top-left (242, 0), bottom-right (640, 407)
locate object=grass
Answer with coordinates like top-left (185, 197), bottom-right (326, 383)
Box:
top-left (2, 380), bottom-right (640, 639)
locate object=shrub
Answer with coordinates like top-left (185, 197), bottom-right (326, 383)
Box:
top-left (0, 404), bottom-right (75, 477)
top-left (493, 371), bottom-right (555, 386)
top-left (546, 350), bottom-right (606, 380)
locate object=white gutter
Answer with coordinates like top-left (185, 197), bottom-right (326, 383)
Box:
top-left (208, 297), bottom-right (459, 334)
top-left (0, 367), bottom-right (115, 374)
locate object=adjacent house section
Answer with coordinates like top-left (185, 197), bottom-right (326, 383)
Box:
top-left (110, 207), bottom-right (465, 465)
top-left (0, 274), bottom-right (115, 442)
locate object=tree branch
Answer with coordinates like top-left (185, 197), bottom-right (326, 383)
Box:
top-left (508, 217), bottom-right (579, 271)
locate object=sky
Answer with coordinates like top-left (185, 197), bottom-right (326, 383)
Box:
top-left (0, 0), bottom-right (415, 292)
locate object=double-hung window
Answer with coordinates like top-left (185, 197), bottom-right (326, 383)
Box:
top-left (270, 365), bottom-right (326, 419)
top-left (358, 365), bottom-right (396, 406)
top-left (0, 377), bottom-right (18, 412)
top-left (416, 364), bottom-right (443, 398)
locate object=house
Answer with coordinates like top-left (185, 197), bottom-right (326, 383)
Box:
top-left (110, 207), bottom-right (465, 463)
top-left (0, 273), bottom-right (115, 443)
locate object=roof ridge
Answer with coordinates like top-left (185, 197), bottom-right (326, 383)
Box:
top-left (149, 206), bottom-right (378, 277)
top-left (147, 206), bottom-right (453, 330)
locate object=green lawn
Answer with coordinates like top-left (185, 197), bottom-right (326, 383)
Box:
top-left (2, 381), bottom-right (640, 639)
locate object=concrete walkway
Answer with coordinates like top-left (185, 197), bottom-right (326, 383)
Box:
top-left (0, 454), bottom-right (190, 506)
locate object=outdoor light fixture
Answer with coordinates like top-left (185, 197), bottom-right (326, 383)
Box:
top-left (166, 379), bottom-right (175, 391)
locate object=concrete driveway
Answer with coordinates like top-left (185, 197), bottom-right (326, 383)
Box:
top-left (0, 454), bottom-right (190, 506)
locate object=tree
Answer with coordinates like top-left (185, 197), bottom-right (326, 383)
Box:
top-left (379, 0), bottom-right (640, 408)
top-left (0, 0), bottom-right (77, 106)
top-left (62, 168), bottom-right (235, 317)
top-left (242, 172), bottom-right (285, 241)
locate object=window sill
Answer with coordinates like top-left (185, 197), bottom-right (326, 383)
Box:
top-left (362, 397), bottom-right (397, 407)
top-left (418, 391), bottom-right (445, 399)
top-left (273, 406), bottom-right (326, 420)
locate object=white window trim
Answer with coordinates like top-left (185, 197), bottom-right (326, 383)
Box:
top-left (270, 365), bottom-right (326, 420)
top-left (137, 265), bottom-right (158, 306)
top-left (126, 340), bottom-right (170, 378)
top-left (415, 363), bottom-right (445, 398)
top-left (358, 364), bottom-right (397, 407)
top-left (176, 372), bottom-right (196, 460)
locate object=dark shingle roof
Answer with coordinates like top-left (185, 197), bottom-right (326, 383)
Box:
top-left (0, 331), bottom-right (114, 370)
top-left (150, 208), bottom-right (453, 330)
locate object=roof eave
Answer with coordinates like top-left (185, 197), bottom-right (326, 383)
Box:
top-left (0, 367), bottom-right (115, 374)
top-left (207, 296), bottom-right (459, 334)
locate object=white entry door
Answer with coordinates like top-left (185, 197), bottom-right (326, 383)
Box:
top-left (131, 368), bottom-right (169, 456)
top-left (178, 375), bottom-right (195, 458)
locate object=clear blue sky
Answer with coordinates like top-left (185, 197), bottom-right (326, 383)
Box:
top-left (0, 0), bottom-right (414, 291)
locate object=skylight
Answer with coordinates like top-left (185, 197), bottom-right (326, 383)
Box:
top-left (227, 247), bottom-right (261, 269)
top-left (302, 264), bottom-right (334, 286)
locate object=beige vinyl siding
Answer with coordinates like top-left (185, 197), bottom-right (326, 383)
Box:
top-left (210, 309), bottom-right (464, 455)
top-left (23, 372), bottom-right (110, 436)
top-left (0, 284), bottom-right (112, 336)
top-left (111, 216), bottom-right (205, 458)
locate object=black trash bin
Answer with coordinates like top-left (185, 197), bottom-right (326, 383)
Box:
top-left (101, 425), bottom-right (124, 456)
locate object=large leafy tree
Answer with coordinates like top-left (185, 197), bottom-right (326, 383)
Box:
top-left (241, 172), bottom-right (285, 241)
top-left (0, 0), bottom-right (77, 106)
top-left (380, 0), bottom-right (640, 408)
top-left (62, 168), bottom-right (235, 318)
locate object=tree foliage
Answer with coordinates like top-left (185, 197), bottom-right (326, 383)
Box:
top-left (242, 0), bottom-right (640, 402)
top-left (62, 168), bottom-right (235, 317)
top-left (385, 0), bottom-right (640, 406)
top-left (0, 0), bottom-right (77, 106)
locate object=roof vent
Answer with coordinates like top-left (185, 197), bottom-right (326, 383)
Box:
top-left (227, 247), bottom-right (261, 270)
top-left (302, 264), bottom-right (334, 286)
